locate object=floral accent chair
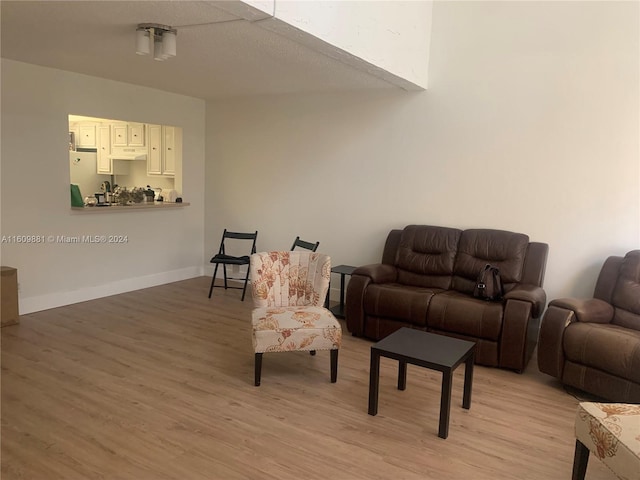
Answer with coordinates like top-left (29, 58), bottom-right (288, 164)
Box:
top-left (250, 251), bottom-right (342, 386)
top-left (572, 402), bottom-right (640, 480)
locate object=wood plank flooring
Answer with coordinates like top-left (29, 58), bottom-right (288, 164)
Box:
top-left (1, 277), bottom-right (614, 479)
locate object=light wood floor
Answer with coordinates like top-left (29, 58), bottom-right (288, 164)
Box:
top-left (1, 277), bottom-right (614, 480)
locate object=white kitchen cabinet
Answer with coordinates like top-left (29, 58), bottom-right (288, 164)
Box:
top-left (147, 124), bottom-right (163, 175)
top-left (78, 125), bottom-right (96, 148)
top-left (128, 123), bottom-right (145, 147)
top-left (112, 122), bottom-right (146, 148)
top-left (69, 126), bottom-right (79, 150)
top-left (111, 123), bottom-right (128, 147)
top-left (163, 126), bottom-right (176, 176)
top-left (147, 124), bottom-right (176, 177)
top-left (96, 126), bottom-right (112, 174)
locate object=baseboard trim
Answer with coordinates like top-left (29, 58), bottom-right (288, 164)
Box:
top-left (19, 266), bottom-right (204, 314)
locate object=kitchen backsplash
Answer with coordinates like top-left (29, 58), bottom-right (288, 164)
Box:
top-left (118, 161), bottom-right (175, 191)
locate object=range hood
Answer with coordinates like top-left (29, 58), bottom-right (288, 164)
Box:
top-left (108, 146), bottom-right (148, 161)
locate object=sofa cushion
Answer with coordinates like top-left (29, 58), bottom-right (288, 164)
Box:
top-left (452, 229), bottom-right (529, 295)
top-left (427, 291), bottom-right (504, 341)
top-left (563, 322), bottom-right (640, 383)
top-left (364, 283), bottom-right (439, 326)
top-left (395, 225), bottom-right (462, 289)
top-left (612, 250), bottom-right (640, 331)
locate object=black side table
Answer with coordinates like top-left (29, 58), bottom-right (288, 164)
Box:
top-left (368, 327), bottom-right (475, 439)
top-left (328, 265), bottom-right (356, 319)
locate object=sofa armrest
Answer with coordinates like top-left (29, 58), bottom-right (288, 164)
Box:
top-left (537, 298), bottom-right (613, 379)
top-left (537, 305), bottom-right (579, 379)
top-left (352, 263), bottom-right (398, 284)
top-left (346, 264), bottom-right (398, 337)
top-left (504, 284), bottom-right (547, 318)
top-left (345, 274), bottom-right (370, 336)
top-left (499, 298), bottom-right (538, 371)
top-left (549, 298), bottom-right (614, 324)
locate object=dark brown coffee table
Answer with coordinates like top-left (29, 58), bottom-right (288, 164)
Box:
top-left (368, 327), bottom-right (475, 439)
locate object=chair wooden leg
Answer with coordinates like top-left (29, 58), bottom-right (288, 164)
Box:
top-left (330, 349), bottom-right (338, 383)
top-left (254, 353), bottom-right (263, 386)
top-left (208, 264), bottom-right (220, 298)
top-left (571, 440), bottom-right (589, 480)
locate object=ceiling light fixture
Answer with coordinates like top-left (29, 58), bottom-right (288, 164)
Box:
top-left (136, 23), bottom-right (177, 61)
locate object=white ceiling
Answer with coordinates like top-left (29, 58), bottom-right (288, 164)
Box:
top-left (1, 0), bottom-right (398, 100)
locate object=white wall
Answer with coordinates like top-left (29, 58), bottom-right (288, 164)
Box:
top-left (0, 60), bottom-right (206, 313)
top-left (232, 0), bottom-right (432, 90)
top-left (271, 0), bottom-right (432, 89)
top-left (206, 1), bottom-right (639, 302)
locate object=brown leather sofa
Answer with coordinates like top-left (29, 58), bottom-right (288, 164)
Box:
top-left (538, 250), bottom-right (640, 402)
top-left (345, 225), bottom-right (548, 372)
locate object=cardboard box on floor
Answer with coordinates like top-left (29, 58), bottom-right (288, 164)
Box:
top-left (1, 267), bottom-right (19, 327)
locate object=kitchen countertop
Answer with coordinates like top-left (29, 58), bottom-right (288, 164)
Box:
top-left (71, 202), bottom-right (190, 213)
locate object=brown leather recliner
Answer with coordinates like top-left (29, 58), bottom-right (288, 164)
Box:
top-left (346, 225), bottom-right (549, 372)
top-left (538, 250), bottom-right (640, 402)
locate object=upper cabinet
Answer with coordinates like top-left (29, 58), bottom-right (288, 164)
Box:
top-left (78, 125), bottom-right (96, 147)
top-left (111, 123), bottom-right (128, 147)
top-left (96, 125), bottom-right (112, 174)
top-left (163, 126), bottom-right (176, 176)
top-left (147, 124), bottom-right (162, 175)
top-left (147, 124), bottom-right (179, 177)
top-left (111, 122), bottom-right (146, 148)
top-left (128, 123), bottom-right (145, 147)
top-left (69, 123), bottom-right (97, 148)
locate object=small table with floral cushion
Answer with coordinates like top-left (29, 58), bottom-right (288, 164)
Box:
top-left (572, 402), bottom-right (640, 480)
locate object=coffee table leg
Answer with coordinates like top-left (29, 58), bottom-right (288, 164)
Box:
top-left (463, 352), bottom-right (474, 409)
top-left (439, 370), bottom-right (453, 439)
top-left (397, 361), bottom-right (407, 390)
top-left (368, 349), bottom-right (380, 416)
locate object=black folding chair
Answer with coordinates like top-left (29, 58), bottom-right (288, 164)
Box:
top-left (208, 229), bottom-right (258, 301)
top-left (291, 236), bottom-right (320, 252)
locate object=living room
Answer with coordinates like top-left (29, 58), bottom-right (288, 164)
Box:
top-left (1, 1), bottom-right (638, 479)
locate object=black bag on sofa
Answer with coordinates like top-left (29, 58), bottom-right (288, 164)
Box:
top-left (474, 264), bottom-right (504, 301)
